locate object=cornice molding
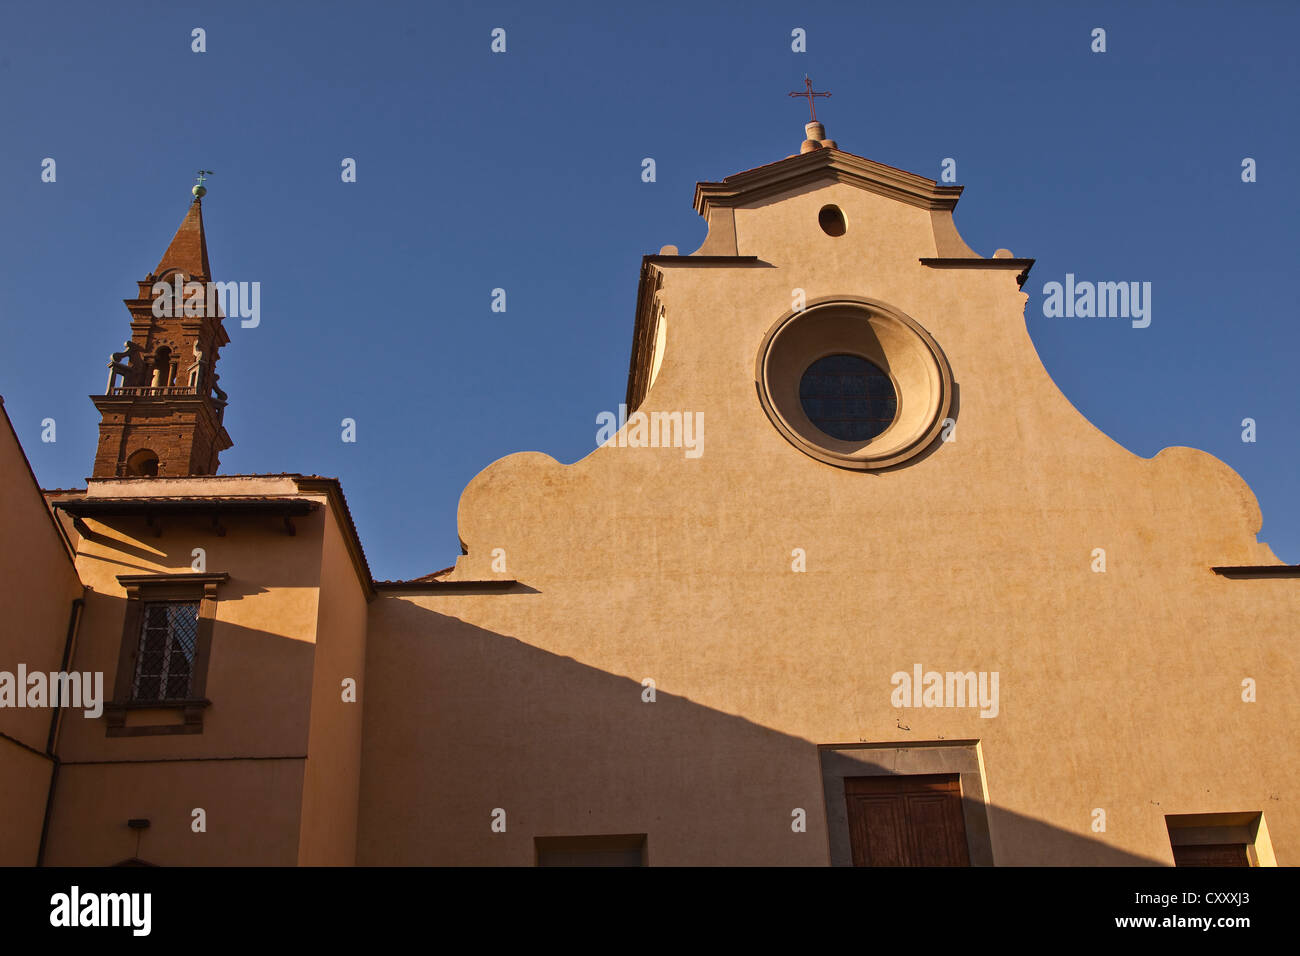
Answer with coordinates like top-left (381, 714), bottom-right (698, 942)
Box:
top-left (694, 148), bottom-right (963, 216)
top-left (642, 255), bottom-right (763, 266)
top-left (919, 257), bottom-right (1036, 289)
top-left (1211, 565), bottom-right (1300, 578)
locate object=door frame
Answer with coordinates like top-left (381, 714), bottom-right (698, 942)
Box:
top-left (818, 740), bottom-right (995, 866)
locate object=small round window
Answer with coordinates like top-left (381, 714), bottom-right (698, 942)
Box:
top-left (818, 204), bottom-right (847, 237)
top-left (798, 354), bottom-right (896, 442)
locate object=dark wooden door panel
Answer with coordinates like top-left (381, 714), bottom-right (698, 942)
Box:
top-left (845, 774), bottom-right (970, 866)
top-left (906, 793), bottom-right (971, 866)
top-left (1172, 843), bottom-right (1250, 867)
top-left (848, 796), bottom-right (908, 866)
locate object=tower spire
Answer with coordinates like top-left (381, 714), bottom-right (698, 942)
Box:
top-left (155, 176), bottom-right (212, 281)
top-left (89, 178), bottom-right (232, 478)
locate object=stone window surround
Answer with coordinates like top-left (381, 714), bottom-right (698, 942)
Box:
top-left (1166, 811), bottom-right (1276, 867)
top-left (818, 740), bottom-right (995, 866)
top-left (105, 572), bottom-right (228, 737)
top-left (755, 296), bottom-right (955, 471)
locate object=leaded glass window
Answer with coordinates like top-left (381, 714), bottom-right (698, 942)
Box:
top-left (798, 354), bottom-right (897, 442)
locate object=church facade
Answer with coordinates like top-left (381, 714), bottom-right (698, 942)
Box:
top-left (1, 120), bottom-right (1294, 866)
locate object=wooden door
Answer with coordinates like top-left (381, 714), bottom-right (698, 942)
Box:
top-left (845, 773), bottom-right (970, 866)
top-left (1171, 843), bottom-right (1250, 867)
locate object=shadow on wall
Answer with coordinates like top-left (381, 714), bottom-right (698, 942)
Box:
top-left (33, 590), bottom-right (1169, 866)
top-left (356, 600), bottom-right (1165, 866)
top-left (40, 590), bottom-right (321, 867)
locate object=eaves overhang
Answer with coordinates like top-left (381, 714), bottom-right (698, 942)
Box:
top-left (53, 496), bottom-right (319, 518)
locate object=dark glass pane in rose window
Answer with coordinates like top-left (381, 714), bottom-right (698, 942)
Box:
top-left (798, 354), bottom-right (896, 442)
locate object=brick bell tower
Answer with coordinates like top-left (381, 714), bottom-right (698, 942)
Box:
top-left (91, 175), bottom-right (232, 478)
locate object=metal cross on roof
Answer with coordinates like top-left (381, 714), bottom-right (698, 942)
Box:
top-left (788, 75), bottom-right (831, 122)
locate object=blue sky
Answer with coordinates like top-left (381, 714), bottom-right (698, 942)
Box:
top-left (2, 0), bottom-right (1296, 578)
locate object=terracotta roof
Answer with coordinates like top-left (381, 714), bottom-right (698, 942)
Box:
top-left (66, 473), bottom-right (342, 481)
top-left (410, 566), bottom-right (455, 582)
top-left (721, 144), bottom-right (929, 185)
top-left (54, 496), bottom-right (318, 515)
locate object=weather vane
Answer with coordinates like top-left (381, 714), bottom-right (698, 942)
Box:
top-left (788, 75), bottom-right (831, 122)
top-left (193, 169), bottom-right (213, 198)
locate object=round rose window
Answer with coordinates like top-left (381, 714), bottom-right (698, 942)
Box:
top-left (754, 297), bottom-right (954, 470)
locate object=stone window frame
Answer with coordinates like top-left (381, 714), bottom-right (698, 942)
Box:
top-left (754, 296), bottom-right (955, 471)
top-left (1165, 811), bottom-right (1276, 867)
top-left (106, 572), bottom-right (228, 737)
top-left (818, 740), bottom-right (995, 866)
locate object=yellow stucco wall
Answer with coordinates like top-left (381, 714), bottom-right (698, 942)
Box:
top-left (296, 500), bottom-right (368, 865)
top-left (0, 401), bottom-right (82, 865)
top-left (54, 485), bottom-right (325, 764)
top-left (40, 479), bottom-right (364, 865)
top-left (44, 759), bottom-right (306, 866)
top-left (0, 741), bottom-right (56, 865)
top-left (356, 174), bottom-right (1297, 865)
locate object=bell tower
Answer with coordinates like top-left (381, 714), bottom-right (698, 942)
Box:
top-left (90, 175), bottom-right (233, 478)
